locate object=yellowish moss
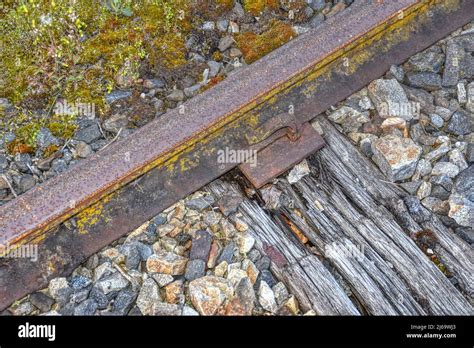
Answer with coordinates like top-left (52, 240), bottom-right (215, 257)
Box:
top-left (242, 0), bottom-right (279, 16)
top-left (1, 0), bottom-right (196, 149)
top-left (191, 0), bottom-right (234, 20)
top-left (235, 20), bottom-right (296, 64)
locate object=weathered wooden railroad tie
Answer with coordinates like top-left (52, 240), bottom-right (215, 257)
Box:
top-left (1, 0), bottom-right (473, 312)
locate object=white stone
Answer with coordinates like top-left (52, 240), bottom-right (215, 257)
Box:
top-left (258, 281), bottom-right (278, 313)
top-left (371, 135), bottom-right (422, 182)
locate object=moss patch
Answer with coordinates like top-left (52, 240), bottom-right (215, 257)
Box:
top-left (235, 20), bottom-right (296, 64)
top-left (0, 0), bottom-right (198, 154)
top-left (242, 0), bottom-right (279, 16)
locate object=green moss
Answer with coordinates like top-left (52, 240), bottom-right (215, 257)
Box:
top-left (0, 0), bottom-right (194, 147)
top-left (235, 20), bottom-right (296, 64)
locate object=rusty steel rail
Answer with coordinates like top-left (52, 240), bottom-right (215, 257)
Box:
top-left (1, 0), bottom-right (473, 310)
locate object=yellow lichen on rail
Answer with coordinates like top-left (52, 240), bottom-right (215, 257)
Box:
top-left (75, 192), bottom-right (114, 234)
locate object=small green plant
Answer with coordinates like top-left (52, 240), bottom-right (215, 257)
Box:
top-left (105, 0), bottom-right (133, 17)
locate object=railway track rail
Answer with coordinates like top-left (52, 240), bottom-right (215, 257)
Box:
top-left (1, 0), bottom-right (473, 311)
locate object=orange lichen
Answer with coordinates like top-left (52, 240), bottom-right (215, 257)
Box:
top-left (235, 20), bottom-right (296, 64)
top-left (200, 76), bottom-right (225, 92)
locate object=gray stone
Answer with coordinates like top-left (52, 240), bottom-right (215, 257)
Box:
top-left (14, 153), bottom-right (32, 173)
top-left (0, 155), bottom-right (8, 171)
top-left (227, 277), bottom-right (255, 315)
top-left (309, 13), bottom-right (325, 27)
top-left (431, 162), bottom-right (460, 178)
top-left (190, 230), bottom-right (213, 261)
top-left (96, 272), bottom-right (129, 295)
top-left (258, 269), bottom-right (276, 288)
top-left (448, 194), bottom-right (473, 227)
top-left (455, 227), bottom-right (474, 244)
top-left (368, 79), bottom-right (414, 120)
top-left (17, 175), bottom-right (36, 193)
top-left (449, 149), bottom-right (468, 171)
top-left (216, 242), bottom-right (236, 265)
top-left (272, 282), bottom-right (289, 305)
top-left (258, 281), bottom-right (277, 313)
top-left (74, 124), bottom-right (102, 144)
top-left (36, 127), bottom-right (59, 149)
top-left (422, 197), bottom-right (449, 215)
top-left (58, 302), bottom-right (75, 316)
top-left (443, 41), bottom-right (463, 87)
top-left (136, 277), bottom-right (161, 315)
top-left (467, 143), bottom-right (474, 163)
top-left (166, 89), bottom-right (185, 102)
top-left (113, 288), bottom-right (137, 314)
top-left (48, 277), bottom-right (73, 305)
top-left (371, 135), bottom-right (422, 182)
top-left (122, 243), bottom-right (141, 270)
top-left (153, 302), bottom-right (180, 316)
top-left (417, 181), bottom-right (432, 200)
top-left (207, 60), bottom-right (221, 78)
top-left (425, 144), bottom-right (451, 162)
top-left (466, 82), bottom-right (474, 113)
top-left (400, 181), bottom-right (423, 195)
top-left (185, 259), bottom-right (206, 281)
top-left (430, 184), bottom-right (451, 200)
top-left (454, 165), bottom-right (474, 201)
top-left (309, 0), bottom-right (326, 11)
top-left (103, 113), bottom-right (128, 134)
top-left (70, 275), bottom-right (92, 291)
top-left (185, 195), bottom-right (214, 211)
top-left (248, 249), bottom-right (261, 263)
top-left (89, 287), bottom-right (109, 310)
top-left (216, 19), bottom-right (228, 32)
top-left (74, 141), bottom-right (93, 158)
top-left (201, 21), bottom-right (215, 31)
top-left (74, 299), bottom-right (97, 316)
top-left (218, 36), bottom-right (234, 52)
top-left (430, 114), bottom-right (444, 128)
top-left (446, 110), bottom-right (472, 136)
top-left (406, 46), bottom-right (444, 73)
top-left (50, 158), bottom-right (68, 174)
top-left (143, 78), bottom-right (165, 89)
top-left (105, 90), bottom-right (132, 104)
top-left (183, 84), bottom-right (200, 98)
top-left (404, 196), bottom-right (431, 223)
top-left (431, 175), bottom-right (454, 192)
top-left (29, 292), bottom-right (54, 312)
top-left (388, 65), bottom-right (405, 82)
top-left (406, 72), bottom-right (442, 91)
top-left (151, 273), bottom-right (174, 288)
top-left (255, 256), bottom-right (271, 271)
top-left (182, 305), bottom-right (199, 316)
top-left (404, 86), bottom-right (435, 114)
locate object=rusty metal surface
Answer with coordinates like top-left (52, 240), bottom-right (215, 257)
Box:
top-left (0, 0), bottom-right (421, 245)
top-left (1, 0), bottom-right (473, 310)
top-left (239, 123), bottom-right (325, 188)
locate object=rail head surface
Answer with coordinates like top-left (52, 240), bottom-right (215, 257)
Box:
top-left (0, 0), bottom-right (421, 244)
